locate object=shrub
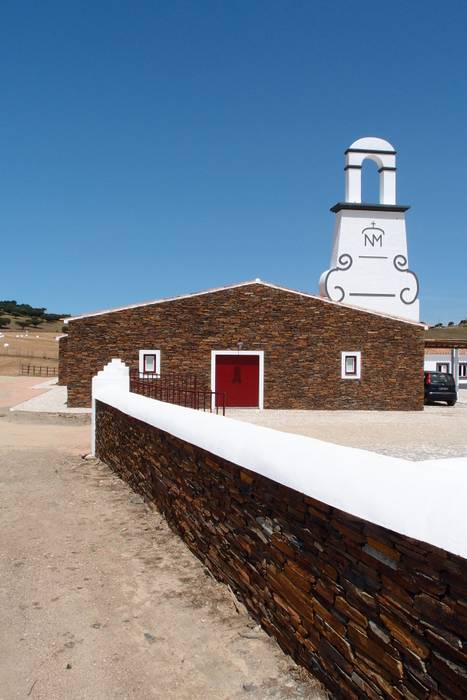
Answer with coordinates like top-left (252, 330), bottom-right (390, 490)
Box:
top-left (0, 316), bottom-right (11, 328)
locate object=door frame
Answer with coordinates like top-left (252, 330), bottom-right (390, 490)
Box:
top-left (211, 350), bottom-right (264, 410)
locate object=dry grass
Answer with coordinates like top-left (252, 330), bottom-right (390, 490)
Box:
top-left (0, 331), bottom-right (59, 376)
top-left (0, 313), bottom-right (65, 333)
top-left (426, 326), bottom-right (467, 340)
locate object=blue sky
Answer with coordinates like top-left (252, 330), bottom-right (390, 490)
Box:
top-left (0, 1), bottom-right (466, 323)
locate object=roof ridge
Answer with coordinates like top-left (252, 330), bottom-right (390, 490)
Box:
top-left (65, 278), bottom-right (425, 328)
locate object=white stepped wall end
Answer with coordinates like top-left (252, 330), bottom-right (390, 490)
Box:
top-left (91, 358), bottom-right (130, 456)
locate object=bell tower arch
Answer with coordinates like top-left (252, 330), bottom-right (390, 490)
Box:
top-left (345, 136), bottom-right (397, 205)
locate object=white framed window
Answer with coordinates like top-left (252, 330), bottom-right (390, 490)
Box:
top-left (341, 351), bottom-right (361, 379)
top-left (138, 349), bottom-right (161, 375)
top-left (436, 362), bottom-right (450, 373)
top-left (459, 363), bottom-right (467, 379)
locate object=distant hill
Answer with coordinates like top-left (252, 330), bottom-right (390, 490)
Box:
top-left (425, 324), bottom-right (467, 340)
top-left (0, 300), bottom-right (69, 332)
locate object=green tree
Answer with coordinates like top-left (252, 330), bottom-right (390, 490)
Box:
top-left (0, 316), bottom-right (11, 328)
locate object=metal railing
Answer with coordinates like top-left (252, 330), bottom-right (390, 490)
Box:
top-left (129, 369), bottom-right (225, 416)
top-left (20, 364), bottom-right (58, 377)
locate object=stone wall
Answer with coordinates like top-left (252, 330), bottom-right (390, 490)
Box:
top-left (57, 335), bottom-right (68, 386)
top-left (64, 283), bottom-right (424, 409)
top-left (95, 400), bottom-right (467, 699)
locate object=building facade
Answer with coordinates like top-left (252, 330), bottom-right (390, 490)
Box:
top-left (424, 347), bottom-right (467, 388)
top-left (60, 280), bottom-right (424, 410)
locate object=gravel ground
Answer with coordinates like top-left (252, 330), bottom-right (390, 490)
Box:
top-left (0, 390), bottom-right (325, 699)
top-left (9, 382), bottom-right (91, 414)
top-left (227, 404), bottom-right (467, 461)
top-left (0, 376), bottom-right (53, 411)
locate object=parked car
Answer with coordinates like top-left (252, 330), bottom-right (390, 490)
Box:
top-left (424, 371), bottom-right (457, 406)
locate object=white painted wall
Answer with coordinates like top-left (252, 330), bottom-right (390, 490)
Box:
top-left (92, 360), bottom-right (467, 559)
top-left (319, 209), bottom-right (419, 320)
top-left (345, 137), bottom-right (396, 205)
top-left (320, 137), bottom-right (420, 322)
top-left (424, 353), bottom-right (467, 386)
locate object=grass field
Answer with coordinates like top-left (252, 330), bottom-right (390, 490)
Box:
top-left (0, 313), bottom-right (65, 334)
top-left (425, 326), bottom-right (467, 341)
top-left (0, 330), bottom-right (59, 376)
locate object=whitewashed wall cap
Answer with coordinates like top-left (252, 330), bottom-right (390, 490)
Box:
top-left (346, 136), bottom-right (396, 154)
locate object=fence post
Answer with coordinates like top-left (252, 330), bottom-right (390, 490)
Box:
top-left (91, 359), bottom-right (130, 457)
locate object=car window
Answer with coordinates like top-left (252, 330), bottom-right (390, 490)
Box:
top-left (426, 372), bottom-right (454, 385)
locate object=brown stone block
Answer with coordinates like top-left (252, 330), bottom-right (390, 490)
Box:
top-left (318, 636), bottom-right (353, 676)
top-left (332, 519), bottom-right (367, 544)
top-left (429, 651), bottom-right (467, 700)
top-left (350, 671), bottom-right (384, 700)
top-left (424, 626), bottom-right (467, 667)
top-left (313, 578), bottom-right (337, 606)
top-left (317, 617), bottom-right (355, 665)
top-left (379, 612), bottom-right (430, 660)
top-left (271, 592), bottom-right (302, 628)
top-left (304, 496), bottom-right (332, 513)
top-left (270, 534), bottom-right (296, 558)
top-left (283, 562), bottom-right (313, 593)
top-left (366, 536), bottom-right (401, 563)
top-left (239, 469), bottom-right (254, 485)
top-left (348, 623), bottom-right (403, 679)
top-left (414, 594), bottom-right (462, 636)
top-left (335, 595), bottom-right (368, 629)
top-left (354, 652), bottom-right (403, 698)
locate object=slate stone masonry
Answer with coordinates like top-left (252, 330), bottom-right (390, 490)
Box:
top-left (62, 283), bottom-right (424, 409)
top-left (57, 335), bottom-right (68, 386)
top-left (96, 400), bottom-right (467, 699)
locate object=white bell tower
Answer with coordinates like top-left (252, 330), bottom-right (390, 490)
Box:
top-left (319, 137), bottom-right (419, 321)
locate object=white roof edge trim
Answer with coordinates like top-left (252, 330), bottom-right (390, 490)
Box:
top-left (65, 279), bottom-right (425, 328)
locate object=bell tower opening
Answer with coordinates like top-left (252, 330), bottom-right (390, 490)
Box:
top-left (361, 158), bottom-right (380, 204)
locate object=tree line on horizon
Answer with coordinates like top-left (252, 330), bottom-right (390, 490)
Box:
top-left (0, 300), bottom-right (70, 329)
top-left (430, 319), bottom-right (467, 328)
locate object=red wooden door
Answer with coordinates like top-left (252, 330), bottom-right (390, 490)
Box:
top-left (215, 355), bottom-right (260, 407)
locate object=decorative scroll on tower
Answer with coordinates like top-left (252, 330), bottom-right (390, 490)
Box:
top-left (319, 137), bottom-right (419, 321)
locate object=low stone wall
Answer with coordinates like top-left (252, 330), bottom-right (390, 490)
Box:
top-left (95, 400), bottom-right (467, 699)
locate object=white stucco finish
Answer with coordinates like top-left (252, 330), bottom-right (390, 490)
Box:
top-left (345, 137), bottom-right (396, 205)
top-left (424, 352), bottom-right (467, 387)
top-left (92, 361), bottom-right (467, 559)
top-left (320, 137), bottom-right (420, 322)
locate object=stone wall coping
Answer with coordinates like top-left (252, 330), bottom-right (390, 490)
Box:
top-left (93, 381), bottom-right (467, 559)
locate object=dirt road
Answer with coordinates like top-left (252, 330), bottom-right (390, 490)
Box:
top-left (0, 387), bottom-right (325, 699)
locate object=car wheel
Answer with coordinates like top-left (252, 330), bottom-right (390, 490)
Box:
top-left (447, 400), bottom-right (456, 406)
